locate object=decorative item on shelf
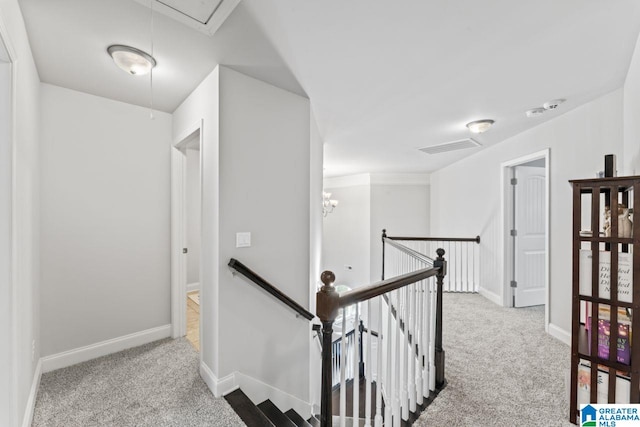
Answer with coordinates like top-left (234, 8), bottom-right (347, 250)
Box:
top-left (603, 205), bottom-right (634, 238)
top-left (620, 205), bottom-right (633, 238)
top-left (322, 191), bottom-right (338, 217)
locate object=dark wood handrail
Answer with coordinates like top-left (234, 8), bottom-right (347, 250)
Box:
top-left (338, 267), bottom-right (439, 308)
top-left (316, 249), bottom-right (447, 426)
top-left (387, 235), bottom-right (480, 243)
top-left (228, 258), bottom-right (315, 321)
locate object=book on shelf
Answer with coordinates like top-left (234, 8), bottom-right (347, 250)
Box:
top-left (579, 249), bottom-right (633, 302)
top-left (586, 317), bottom-right (631, 365)
top-left (577, 361), bottom-right (631, 405)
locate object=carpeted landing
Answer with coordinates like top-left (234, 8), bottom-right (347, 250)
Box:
top-left (32, 338), bottom-right (245, 427)
top-left (415, 293), bottom-right (572, 427)
top-left (33, 294), bottom-right (572, 426)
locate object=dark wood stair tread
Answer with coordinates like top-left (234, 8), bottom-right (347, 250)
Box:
top-left (224, 389), bottom-right (275, 427)
top-left (284, 409), bottom-right (312, 427)
top-left (257, 400), bottom-right (297, 427)
top-left (307, 416), bottom-right (320, 427)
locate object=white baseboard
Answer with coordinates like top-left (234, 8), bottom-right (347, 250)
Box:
top-left (187, 282), bottom-right (200, 292)
top-left (198, 365), bottom-right (313, 418)
top-left (478, 287), bottom-right (503, 306)
top-left (548, 323), bottom-right (571, 346)
top-left (21, 359), bottom-right (42, 427)
top-left (41, 324), bottom-right (171, 373)
top-left (199, 362), bottom-right (237, 397)
top-left (235, 372), bottom-right (313, 419)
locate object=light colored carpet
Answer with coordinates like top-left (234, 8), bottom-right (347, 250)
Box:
top-left (415, 293), bottom-right (572, 427)
top-left (32, 338), bottom-right (245, 427)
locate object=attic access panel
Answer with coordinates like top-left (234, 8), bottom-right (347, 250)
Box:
top-left (135, 0), bottom-right (240, 36)
top-left (157, 0), bottom-right (223, 25)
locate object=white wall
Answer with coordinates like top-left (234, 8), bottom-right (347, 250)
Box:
top-left (0, 0), bottom-right (41, 425)
top-left (173, 66), bottom-right (316, 410)
top-left (624, 31), bottom-right (640, 176)
top-left (322, 184), bottom-right (371, 289)
top-left (217, 66), bottom-right (312, 402)
top-left (430, 89), bottom-right (624, 341)
top-left (186, 147), bottom-right (201, 286)
top-left (322, 174), bottom-right (430, 289)
top-left (370, 178), bottom-right (430, 282)
top-left (40, 84), bottom-right (172, 356)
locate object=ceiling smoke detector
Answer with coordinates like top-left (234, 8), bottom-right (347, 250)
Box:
top-left (419, 138), bottom-right (482, 155)
top-left (543, 99), bottom-right (565, 110)
top-left (526, 108), bottom-right (546, 118)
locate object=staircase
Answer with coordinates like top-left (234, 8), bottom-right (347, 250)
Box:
top-left (225, 389), bottom-right (320, 426)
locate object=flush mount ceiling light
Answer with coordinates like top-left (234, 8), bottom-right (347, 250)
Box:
top-left (466, 119), bottom-right (495, 134)
top-left (107, 45), bottom-right (157, 76)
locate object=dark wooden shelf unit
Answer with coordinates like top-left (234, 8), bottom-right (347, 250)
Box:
top-left (569, 176), bottom-right (640, 424)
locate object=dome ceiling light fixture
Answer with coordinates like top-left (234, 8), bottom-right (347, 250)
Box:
top-left (107, 45), bottom-right (157, 76)
top-left (466, 119), bottom-right (495, 134)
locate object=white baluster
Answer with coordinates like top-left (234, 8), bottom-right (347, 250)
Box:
top-left (408, 282), bottom-right (417, 413)
top-left (365, 301), bottom-right (372, 427)
top-left (399, 287), bottom-right (408, 421)
top-left (385, 293), bottom-right (392, 425)
top-left (353, 305), bottom-right (360, 423)
top-left (429, 279), bottom-right (437, 391)
top-left (416, 279), bottom-right (424, 405)
top-left (375, 296), bottom-right (383, 427)
top-left (340, 308), bottom-right (347, 427)
top-left (393, 289), bottom-right (401, 427)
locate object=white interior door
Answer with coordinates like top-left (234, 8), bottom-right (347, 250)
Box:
top-left (514, 165), bottom-right (546, 307)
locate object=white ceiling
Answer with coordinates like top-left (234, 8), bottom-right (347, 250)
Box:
top-left (18, 0), bottom-right (640, 177)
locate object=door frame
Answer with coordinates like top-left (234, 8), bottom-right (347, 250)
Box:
top-left (171, 119), bottom-right (203, 341)
top-left (0, 14), bottom-right (18, 426)
top-left (500, 149), bottom-right (550, 328)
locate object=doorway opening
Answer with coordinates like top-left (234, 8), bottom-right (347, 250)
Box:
top-left (171, 120), bottom-right (202, 353)
top-left (501, 149), bottom-right (550, 328)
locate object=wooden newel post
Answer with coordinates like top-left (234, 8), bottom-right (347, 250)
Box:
top-left (316, 270), bottom-right (340, 427)
top-left (434, 248), bottom-right (447, 388)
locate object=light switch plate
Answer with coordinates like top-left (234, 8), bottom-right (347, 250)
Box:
top-left (236, 232), bottom-right (251, 248)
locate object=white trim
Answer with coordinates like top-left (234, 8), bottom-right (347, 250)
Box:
top-left (499, 149), bottom-right (550, 333)
top-left (323, 173), bottom-right (370, 189)
top-left (41, 325), bottom-right (171, 373)
top-left (478, 287), bottom-right (503, 306)
top-left (369, 173), bottom-right (430, 186)
top-left (171, 118), bottom-right (204, 340)
top-left (198, 365), bottom-right (313, 417)
top-left (324, 172), bottom-right (431, 189)
top-left (187, 282), bottom-right (200, 292)
top-left (199, 362), bottom-right (238, 397)
top-left (21, 359), bottom-right (41, 427)
top-left (548, 323), bottom-right (571, 346)
top-left (234, 372), bottom-right (313, 418)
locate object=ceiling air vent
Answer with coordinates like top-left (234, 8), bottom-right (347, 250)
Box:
top-left (419, 138), bottom-right (482, 155)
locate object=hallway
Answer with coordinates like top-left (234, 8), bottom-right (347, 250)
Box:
top-left (32, 292), bottom-right (572, 426)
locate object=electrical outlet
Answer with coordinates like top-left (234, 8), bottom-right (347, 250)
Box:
top-left (31, 340), bottom-right (36, 362)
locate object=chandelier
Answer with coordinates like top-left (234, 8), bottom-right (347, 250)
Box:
top-left (323, 192), bottom-right (338, 217)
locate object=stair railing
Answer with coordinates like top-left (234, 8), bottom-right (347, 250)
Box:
top-left (316, 248), bottom-right (446, 427)
top-left (228, 258), bottom-right (314, 320)
top-left (383, 229), bottom-right (480, 292)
